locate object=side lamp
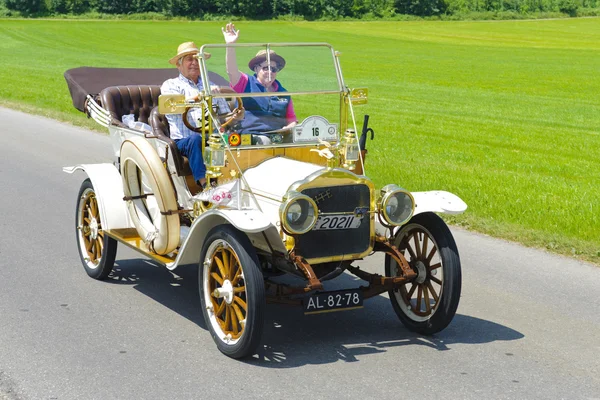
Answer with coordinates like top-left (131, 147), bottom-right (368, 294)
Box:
top-left (342, 129), bottom-right (360, 170)
top-left (204, 132), bottom-right (226, 178)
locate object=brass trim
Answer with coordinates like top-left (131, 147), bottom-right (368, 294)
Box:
top-left (290, 168), bottom-right (377, 264)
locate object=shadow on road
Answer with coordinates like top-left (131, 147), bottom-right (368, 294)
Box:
top-left (107, 258), bottom-right (524, 367)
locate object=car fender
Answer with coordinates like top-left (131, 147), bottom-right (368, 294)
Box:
top-left (172, 208), bottom-right (285, 269)
top-left (374, 190), bottom-right (467, 237)
top-left (411, 190), bottom-right (467, 216)
top-left (63, 164), bottom-right (134, 231)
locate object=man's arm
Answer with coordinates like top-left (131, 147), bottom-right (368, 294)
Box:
top-left (222, 23), bottom-right (242, 87)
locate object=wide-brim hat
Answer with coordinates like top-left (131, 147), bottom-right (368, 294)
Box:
top-left (169, 41), bottom-right (211, 65)
top-left (248, 50), bottom-right (286, 71)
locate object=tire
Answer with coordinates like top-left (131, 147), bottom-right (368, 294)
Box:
top-left (75, 178), bottom-right (117, 280)
top-left (385, 212), bottom-right (461, 335)
top-left (120, 137), bottom-right (179, 255)
top-left (199, 225), bottom-right (265, 359)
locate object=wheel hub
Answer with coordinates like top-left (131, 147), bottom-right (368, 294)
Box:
top-left (213, 279), bottom-right (234, 304)
top-left (89, 216), bottom-right (99, 240)
top-left (415, 261), bottom-right (427, 284)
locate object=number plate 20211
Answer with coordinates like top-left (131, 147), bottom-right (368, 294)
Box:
top-left (303, 289), bottom-right (364, 315)
top-left (313, 214), bottom-right (362, 230)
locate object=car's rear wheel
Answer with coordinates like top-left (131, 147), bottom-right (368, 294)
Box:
top-left (75, 178), bottom-right (117, 280)
top-left (199, 225), bottom-right (265, 359)
top-left (385, 212), bottom-right (461, 335)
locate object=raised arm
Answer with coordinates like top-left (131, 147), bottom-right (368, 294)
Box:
top-left (222, 23), bottom-right (242, 87)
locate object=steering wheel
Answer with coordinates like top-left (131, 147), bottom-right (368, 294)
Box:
top-left (182, 87), bottom-right (244, 133)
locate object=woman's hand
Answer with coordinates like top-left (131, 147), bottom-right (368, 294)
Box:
top-left (222, 23), bottom-right (239, 44)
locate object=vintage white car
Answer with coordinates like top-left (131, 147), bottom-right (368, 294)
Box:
top-left (64, 43), bottom-right (467, 359)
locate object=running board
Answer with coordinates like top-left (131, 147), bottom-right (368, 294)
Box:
top-left (104, 228), bottom-right (177, 266)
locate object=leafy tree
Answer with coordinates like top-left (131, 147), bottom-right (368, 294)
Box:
top-left (5, 0), bottom-right (46, 13)
top-left (49, 0), bottom-right (69, 13)
top-left (395, 0), bottom-right (447, 15)
top-left (95, 0), bottom-right (132, 13)
top-left (67, 0), bottom-right (91, 13)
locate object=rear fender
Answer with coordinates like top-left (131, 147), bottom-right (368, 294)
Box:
top-left (173, 209), bottom-right (285, 269)
top-left (63, 164), bottom-right (133, 231)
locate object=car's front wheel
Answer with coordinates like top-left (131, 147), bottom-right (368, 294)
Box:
top-left (199, 225), bottom-right (265, 359)
top-left (75, 178), bottom-right (117, 280)
top-left (385, 212), bottom-right (461, 335)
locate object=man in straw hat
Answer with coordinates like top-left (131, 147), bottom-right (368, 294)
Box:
top-left (222, 23), bottom-right (297, 144)
top-left (161, 41), bottom-right (230, 187)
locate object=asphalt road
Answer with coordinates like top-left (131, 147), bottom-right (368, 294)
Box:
top-left (1, 107), bottom-right (599, 400)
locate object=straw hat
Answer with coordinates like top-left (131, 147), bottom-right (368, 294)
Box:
top-left (169, 41), bottom-right (211, 65)
top-left (248, 50), bottom-right (286, 71)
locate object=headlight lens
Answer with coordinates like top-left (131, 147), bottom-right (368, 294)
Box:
top-left (280, 192), bottom-right (318, 234)
top-left (380, 185), bottom-right (414, 226)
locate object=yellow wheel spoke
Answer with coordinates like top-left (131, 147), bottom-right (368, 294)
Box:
top-left (416, 285), bottom-right (423, 312)
top-left (406, 282), bottom-right (417, 299)
top-left (233, 303), bottom-right (245, 323)
top-left (426, 246), bottom-right (437, 264)
top-left (222, 250), bottom-right (230, 278)
top-left (429, 262), bottom-right (442, 271)
top-left (210, 272), bottom-right (224, 285)
top-left (96, 237), bottom-right (104, 254)
top-left (413, 233), bottom-right (422, 258)
top-left (231, 266), bottom-right (242, 285)
top-left (230, 305), bottom-right (239, 335)
top-left (423, 285), bottom-right (431, 314)
top-left (427, 281), bottom-right (439, 303)
top-left (422, 235), bottom-right (429, 260)
top-left (233, 286), bottom-right (245, 293)
top-left (404, 241), bottom-right (417, 261)
top-left (214, 253), bottom-right (228, 279)
top-left (215, 300), bottom-right (226, 316)
top-left (229, 257), bottom-right (239, 282)
top-left (225, 305), bottom-right (231, 331)
top-left (91, 242), bottom-right (98, 260)
top-left (91, 198), bottom-right (98, 216)
top-left (431, 276), bottom-right (442, 285)
top-left (234, 296), bottom-right (247, 311)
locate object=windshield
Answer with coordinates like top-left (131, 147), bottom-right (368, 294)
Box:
top-left (199, 43), bottom-right (349, 148)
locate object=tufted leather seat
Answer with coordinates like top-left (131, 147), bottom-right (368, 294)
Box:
top-left (100, 85), bottom-right (161, 127)
top-left (149, 106), bottom-right (193, 177)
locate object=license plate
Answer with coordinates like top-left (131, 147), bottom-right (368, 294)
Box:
top-left (303, 289), bottom-right (364, 315)
top-left (312, 214), bottom-right (362, 231)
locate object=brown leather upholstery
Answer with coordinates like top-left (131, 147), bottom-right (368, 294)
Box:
top-left (100, 85), bottom-right (161, 127)
top-left (149, 106), bottom-right (193, 177)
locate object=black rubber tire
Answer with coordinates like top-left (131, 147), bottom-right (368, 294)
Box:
top-left (199, 225), bottom-right (265, 359)
top-left (385, 212), bottom-right (461, 335)
top-left (75, 179), bottom-right (118, 280)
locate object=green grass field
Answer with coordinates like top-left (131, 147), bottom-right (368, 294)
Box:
top-left (1, 19), bottom-right (599, 263)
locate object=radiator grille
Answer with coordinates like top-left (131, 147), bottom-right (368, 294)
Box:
top-left (295, 184), bottom-right (371, 261)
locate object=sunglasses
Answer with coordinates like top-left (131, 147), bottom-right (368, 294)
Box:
top-left (260, 65), bottom-right (279, 73)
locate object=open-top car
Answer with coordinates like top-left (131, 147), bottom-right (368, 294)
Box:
top-left (64, 42), bottom-right (467, 359)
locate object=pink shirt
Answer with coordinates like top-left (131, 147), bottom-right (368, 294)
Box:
top-left (231, 73), bottom-right (297, 123)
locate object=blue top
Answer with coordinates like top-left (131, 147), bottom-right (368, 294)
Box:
top-left (237, 74), bottom-right (291, 134)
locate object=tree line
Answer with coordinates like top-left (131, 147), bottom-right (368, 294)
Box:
top-left (2, 0), bottom-right (598, 18)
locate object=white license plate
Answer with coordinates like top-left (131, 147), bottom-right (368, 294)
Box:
top-left (313, 214), bottom-right (362, 231)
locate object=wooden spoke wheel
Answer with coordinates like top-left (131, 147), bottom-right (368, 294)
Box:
top-left (75, 179), bottom-right (117, 280)
top-left (199, 225), bottom-right (264, 359)
top-left (385, 212), bottom-right (461, 335)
